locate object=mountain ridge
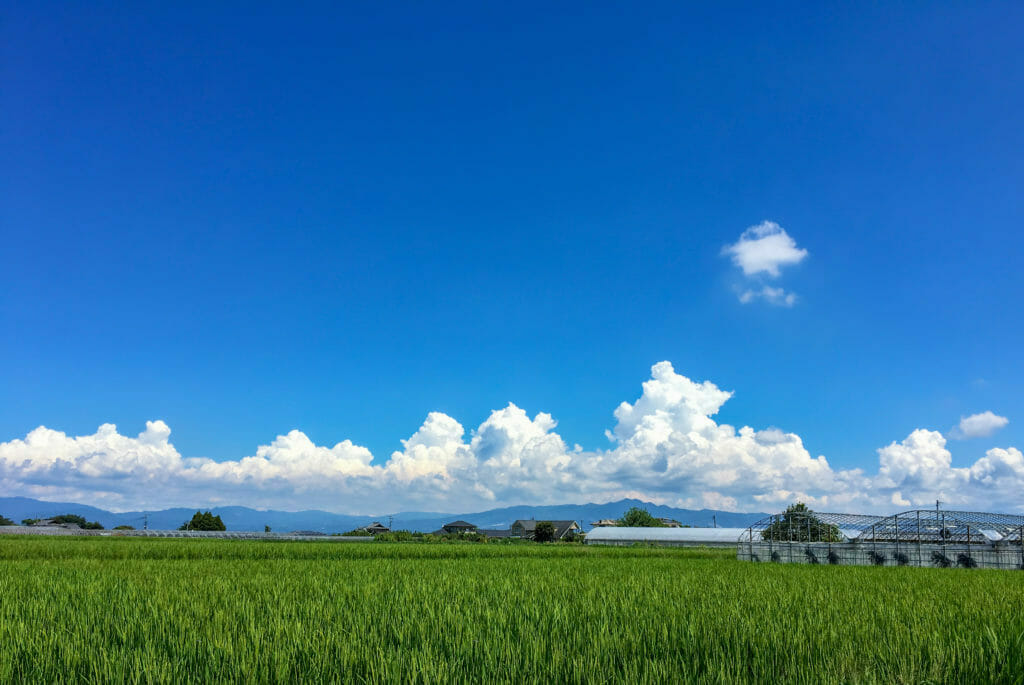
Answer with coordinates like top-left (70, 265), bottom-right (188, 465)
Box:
top-left (0, 496), bottom-right (767, 533)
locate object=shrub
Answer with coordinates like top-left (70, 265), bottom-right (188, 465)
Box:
top-left (560, 531), bottom-right (584, 543)
top-left (113, 525), bottom-right (135, 531)
top-left (957, 554), bottom-right (977, 569)
top-left (440, 531), bottom-right (487, 543)
top-left (827, 550), bottom-right (841, 565)
top-left (931, 551), bottom-right (952, 568)
top-left (375, 530), bottom-right (415, 543)
top-left (894, 552), bottom-right (910, 566)
top-left (868, 551), bottom-right (886, 566)
top-left (0, 515), bottom-right (15, 526)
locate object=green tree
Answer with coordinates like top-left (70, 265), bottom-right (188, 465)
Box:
top-left (113, 525), bottom-right (135, 530)
top-left (534, 521), bottom-right (555, 542)
top-left (179, 511), bottom-right (226, 531)
top-left (264, 525), bottom-right (271, 533)
top-left (21, 518), bottom-right (39, 526)
top-left (0, 515), bottom-right (15, 526)
top-left (47, 514), bottom-right (104, 529)
top-left (617, 507), bottom-right (666, 527)
top-left (761, 503), bottom-right (842, 542)
top-left (51, 514), bottom-right (88, 527)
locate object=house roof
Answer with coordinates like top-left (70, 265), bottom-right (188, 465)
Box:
top-left (443, 520), bottom-right (476, 528)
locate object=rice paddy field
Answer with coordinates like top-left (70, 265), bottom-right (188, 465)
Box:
top-left (1, 537), bottom-right (1023, 683)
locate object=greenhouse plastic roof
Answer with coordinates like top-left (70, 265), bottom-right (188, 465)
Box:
top-left (586, 527), bottom-right (748, 543)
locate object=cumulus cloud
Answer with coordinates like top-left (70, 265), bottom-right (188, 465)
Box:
top-left (1, 363), bottom-right (1022, 514)
top-left (739, 286), bottom-right (797, 307)
top-left (722, 221), bottom-right (808, 277)
top-left (948, 411), bottom-right (1009, 440)
top-left (872, 431), bottom-right (1024, 512)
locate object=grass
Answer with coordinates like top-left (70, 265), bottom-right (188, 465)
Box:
top-left (1, 537), bottom-right (1022, 683)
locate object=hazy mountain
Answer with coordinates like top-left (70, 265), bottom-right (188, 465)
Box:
top-left (0, 496), bottom-right (766, 533)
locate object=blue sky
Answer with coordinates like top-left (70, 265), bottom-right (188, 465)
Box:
top-left (2, 3), bottom-right (1023, 513)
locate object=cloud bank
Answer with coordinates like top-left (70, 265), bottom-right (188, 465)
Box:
top-left (1, 362), bottom-right (1020, 514)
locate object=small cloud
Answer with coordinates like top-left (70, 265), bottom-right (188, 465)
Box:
top-left (739, 286), bottom-right (797, 307)
top-left (722, 221), bottom-right (808, 277)
top-left (949, 411), bottom-right (1009, 440)
top-left (891, 491), bottom-right (910, 507)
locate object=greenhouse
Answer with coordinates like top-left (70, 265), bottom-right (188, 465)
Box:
top-left (586, 526), bottom-right (748, 547)
top-left (737, 507), bottom-right (1024, 570)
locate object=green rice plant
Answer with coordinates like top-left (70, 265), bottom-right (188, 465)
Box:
top-left (1, 536), bottom-right (1023, 683)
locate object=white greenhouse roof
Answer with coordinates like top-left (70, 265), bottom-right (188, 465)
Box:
top-left (586, 527), bottom-right (748, 543)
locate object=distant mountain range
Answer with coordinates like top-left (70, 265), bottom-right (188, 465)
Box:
top-left (0, 496), bottom-right (766, 533)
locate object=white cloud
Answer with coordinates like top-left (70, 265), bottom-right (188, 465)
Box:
top-left (948, 411), bottom-right (1009, 440)
top-left (2, 363), bottom-right (1023, 514)
top-left (722, 221), bottom-right (808, 277)
top-left (870, 431), bottom-right (1024, 512)
top-left (739, 286), bottom-right (797, 307)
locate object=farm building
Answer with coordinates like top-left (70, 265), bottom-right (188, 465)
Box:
top-left (586, 527), bottom-right (747, 547)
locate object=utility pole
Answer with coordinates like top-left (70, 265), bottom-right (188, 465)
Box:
top-left (712, 515), bottom-right (717, 528)
top-left (388, 515), bottom-right (394, 530)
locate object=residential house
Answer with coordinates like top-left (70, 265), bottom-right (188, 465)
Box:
top-left (510, 519), bottom-right (581, 540)
top-left (440, 520), bottom-right (478, 534)
top-left (363, 522), bottom-right (390, 534)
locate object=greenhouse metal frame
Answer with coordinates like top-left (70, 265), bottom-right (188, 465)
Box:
top-left (738, 508), bottom-right (1024, 570)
